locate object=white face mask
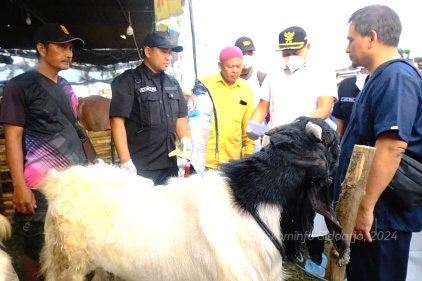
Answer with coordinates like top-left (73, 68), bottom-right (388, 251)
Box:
top-left (242, 54), bottom-right (254, 69)
top-left (283, 55), bottom-right (305, 72)
top-left (355, 73), bottom-right (368, 91)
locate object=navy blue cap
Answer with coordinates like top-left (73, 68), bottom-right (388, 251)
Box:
top-left (143, 31), bottom-right (183, 52)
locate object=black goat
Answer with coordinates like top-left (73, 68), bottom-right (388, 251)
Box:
top-left (222, 116), bottom-right (346, 261)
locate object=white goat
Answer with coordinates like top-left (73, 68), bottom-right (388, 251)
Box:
top-left (0, 214), bottom-right (19, 281)
top-left (40, 117), bottom-right (347, 281)
top-left (41, 164), bottom-right (282, 281)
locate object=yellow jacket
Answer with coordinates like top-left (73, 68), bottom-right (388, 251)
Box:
top-left (200, 73), bottom-right (255, 169)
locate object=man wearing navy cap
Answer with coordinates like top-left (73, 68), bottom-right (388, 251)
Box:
top-left (235, 36), bottom-right (267, 152)
top-left (234, 36), bottom-right (267, 103)
top-left (235, 36), bottom-right (257, 80)
top-left (110, 31), bottom-right (190, 185)
top-left (248, 25), bottom-right (338, 278)
top-left (0, 23), bottom-right (86, 281)
top-left (249, 25), bottom-right (336, 130)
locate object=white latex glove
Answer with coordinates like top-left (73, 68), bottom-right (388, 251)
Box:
top-left (120, 159), bottom-right (137, 175)
top-left (181, 137), bottom-right (192, 152)
top-left (246, 124), bottom-right (260, 141)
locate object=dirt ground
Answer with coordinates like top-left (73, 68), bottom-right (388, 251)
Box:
top-left (284, 261), bottom-right (323, 281)
top-left (5, 227), bottom-right (321, 281)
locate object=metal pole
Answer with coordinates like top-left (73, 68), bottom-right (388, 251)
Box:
top-left (188, 0), bottom-right (198, 80)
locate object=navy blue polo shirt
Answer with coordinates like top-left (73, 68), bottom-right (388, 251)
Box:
top-left (333, 59), bottom-right (422, 232)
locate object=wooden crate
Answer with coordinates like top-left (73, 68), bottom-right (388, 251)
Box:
top-left (0, 137), bottom-right (14, 221)
top-left (87, 130), bottom-right (118, 164)
top-left (0, 138), bottom-right (8, 173)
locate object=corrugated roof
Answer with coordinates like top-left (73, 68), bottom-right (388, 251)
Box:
top-left (0, 0), bottom-right (155, 65)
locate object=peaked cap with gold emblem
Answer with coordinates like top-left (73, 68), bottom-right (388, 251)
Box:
top-left (277, 26), bottom-right (307, 51)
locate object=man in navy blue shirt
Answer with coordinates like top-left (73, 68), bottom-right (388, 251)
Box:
top-left (333, 5), bottom-right (422, 281)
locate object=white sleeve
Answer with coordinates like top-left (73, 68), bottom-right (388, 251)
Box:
top-left (317, 69), bottom-right (338, 102)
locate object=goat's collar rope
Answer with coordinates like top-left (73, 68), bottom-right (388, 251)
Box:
top-left (251, 211), bottom-right (287, 260)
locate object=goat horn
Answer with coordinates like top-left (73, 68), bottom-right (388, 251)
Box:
top-left (305, 121), bottom-right (322, 141)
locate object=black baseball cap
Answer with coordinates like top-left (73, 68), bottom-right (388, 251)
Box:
top-left (235, 36), bottom-right (256, 53)
top-left (277, 26), bottom-right (307, 51)
top-left (143, 31), bottom-right (183, 52)
top-left (34, 23), bottom-right (85, 48)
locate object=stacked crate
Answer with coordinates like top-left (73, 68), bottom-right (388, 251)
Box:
top-left (0, 137), bottom-right (14, 221)
top-left (87, 130), bottom-right (118, 164)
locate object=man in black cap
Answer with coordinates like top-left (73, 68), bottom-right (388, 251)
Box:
top-left (0, 23), bottom-right (86, 281)
top-left (235, 36), bottom-right (267, 152)
top-left (110, 31), bottom-right (190, 185)
top-left (248, 25), bottom-right (337, 278)
top-left (234, 36), bottom-right (267, 99)
top-left (235, 36), bottom-right (257, 79)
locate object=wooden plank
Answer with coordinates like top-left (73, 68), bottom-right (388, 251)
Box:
top-left (87, 130), bottom-right (118, 164)
top-left (0, 138), bottom-right (9, 173)
top-left (325, 145), bottom-right (376, 281)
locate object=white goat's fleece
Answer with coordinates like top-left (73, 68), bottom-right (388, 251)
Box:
top-left (41, 162), bottom-right (284, 281)
top-left (0, 214), bottom-right (19, 281)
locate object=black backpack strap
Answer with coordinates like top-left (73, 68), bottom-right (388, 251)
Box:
top-left (131, 66), bottom-right (145, 133)
top-left (38, 76), bottom-right (87, 141)
top-left (133, 67), bottom-right (143, 92)
top-left (38, 77), bottom-right (75, 123)
top-left (256, 70), bottom-right (267, 87)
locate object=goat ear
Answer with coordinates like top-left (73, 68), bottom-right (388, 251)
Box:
top-left (305, 121), bottom-right (322, 142)
top-left (269, 132), bottom-right (294, 147)
top-left (265, 124), bottom-right (284, 136)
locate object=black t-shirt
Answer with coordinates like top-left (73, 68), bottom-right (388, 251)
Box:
top-left (0, 70), bottom-right (86, 188)
top-left (110, 64), bottom-right (187, 170)
top-left (332, 76), bottom-right (360, 131)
